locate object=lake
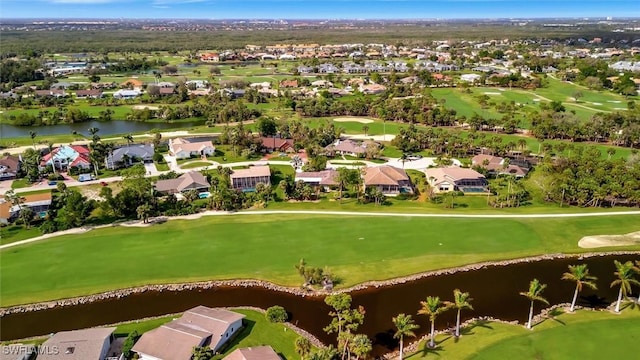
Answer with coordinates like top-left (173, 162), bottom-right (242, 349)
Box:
top-left (0, 120), bottom-right (203, 139)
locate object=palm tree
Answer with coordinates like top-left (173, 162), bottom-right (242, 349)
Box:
top-left (349, 334), bottom-right (372, 360)
top-left (123, 133), bottom-right (134, 148)
top-left (611, 260), bottom-right (640, 313)
top-left (561, 264), bottom-right (598, 312)
top-left (520, 278), bottom-right (549, 329)
top-left (191, 346), bottom-right (213, 360)
top-left (392, 313), bottom-right (419, 360)
top-left (418, 296), bottom-right (452, 348)
top-left (452, 289), bottom-right (474, 337)
top-left (136, 203), bottom-right (152, 224)
top-left (47, 142), bottom-right (57, 177)
top-left (29, 131), bottom-right (37, 149)
top-left (294, 337), bottom-right (311, 359)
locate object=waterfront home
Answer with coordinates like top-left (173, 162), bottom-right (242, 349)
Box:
top-left (39, 145), bottom-right (91, 171)
top-left (36, 327), bottom-right (116, 360)
top-left (105, 144), bottom-right (154, 170)
top-left (168, 138), bottom-right (215, 159)
top-left (0, 155), bottom-right (21, 180)
top-left (132, 306), bottom-right (245, 360)
top-left (112, 89), bottom-right (140, 100)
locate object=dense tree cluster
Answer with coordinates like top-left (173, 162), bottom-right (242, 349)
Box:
top-left (0, 59), bottom-right (45, 84)
top-left (538, 148), bottom-right (640, 207)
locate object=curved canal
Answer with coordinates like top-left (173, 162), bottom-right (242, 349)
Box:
top-left (1, 254), bottom-right (637, 356)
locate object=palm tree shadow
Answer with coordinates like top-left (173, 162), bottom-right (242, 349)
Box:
top-left (546, 308), bottom-right (566, 325)
top-left (581, 294), bottom-right (609, 308)
top-left (456, 319), bottom-right (493, 342)
top-left (419, 339), bottom-right (447, 358)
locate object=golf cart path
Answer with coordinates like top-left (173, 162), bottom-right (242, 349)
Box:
top-left (2, 209), bottom-right (639, 250)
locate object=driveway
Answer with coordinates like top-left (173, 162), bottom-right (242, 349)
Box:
top-left (144, 162), bottom-right (159, 176)
top-left (163, 154), bottom-right (179, 171)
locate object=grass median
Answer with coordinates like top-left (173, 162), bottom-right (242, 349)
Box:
top-left (1, 213), bottom-right (639, 306)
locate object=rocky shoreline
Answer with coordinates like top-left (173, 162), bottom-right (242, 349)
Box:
top-left (1, 251), bottom-right (638, 317)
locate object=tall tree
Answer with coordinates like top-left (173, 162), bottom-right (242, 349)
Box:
top-left (561, 264), bottom-right (597, 312)
top-left (123, 133), bottom-right (134, 147)
top-left (136, 203), bottom-right (152, 224)
top-left (418, 296), bottom-right (451, 349)
top-left (392, 313), bottom-right (419, 360)
top-left (611, 260), bottom-right (640, 313)
top-left (520, 278), bottom-right (549, 329)
top-left (29, 130), bottom-right (37, 149)
top-left (452, 289), bottom-right (474, 337)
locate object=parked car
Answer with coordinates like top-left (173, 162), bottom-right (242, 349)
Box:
top-left (47, 180), bottom-right (57, 186)
top-left (406, 154), bottom-right (423, 161)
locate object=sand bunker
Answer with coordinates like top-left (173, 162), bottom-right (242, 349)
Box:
top-left (132, 105), bottom-right (160, 110)
top-left (484, 92), bottom-right (501, 95)
top-left (590, 102), bottom-right (603, 106)
top-left (334, 117), bottom-right (374, 124)
top-left (578, 231), bottom-right (640, 249)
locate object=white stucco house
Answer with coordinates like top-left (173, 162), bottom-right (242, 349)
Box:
top-left (168, 138), bottom-right (216, 159)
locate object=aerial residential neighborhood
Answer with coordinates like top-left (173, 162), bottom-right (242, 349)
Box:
top-left (0, 4), bottom-right (639, 360)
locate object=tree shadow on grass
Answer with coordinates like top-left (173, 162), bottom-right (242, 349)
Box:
top-left (455, 319), bottom-right (493, 343)
top-left (418, 336), bottom-right (450, 358)
top-left (547, 308), bottom-right (566, 326)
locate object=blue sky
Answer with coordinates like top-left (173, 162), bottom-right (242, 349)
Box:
top-left (1, 0), bottom-right (638, 19)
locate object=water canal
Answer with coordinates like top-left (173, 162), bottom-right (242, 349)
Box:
top-left (1, 253), bottom-right (637, 356)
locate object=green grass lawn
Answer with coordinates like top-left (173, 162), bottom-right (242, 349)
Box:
top-left (155, 162), bottom-right (170, 171)
top-left (0, 224), bottom-right (42, 245)
top-left (1, 214), bottom-right (639, 306)
top-left (180, 161), bottom-right (215, 169)
top-left (406, 307), bottom-right (640, 360)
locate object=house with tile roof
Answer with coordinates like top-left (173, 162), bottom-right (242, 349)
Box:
top-left (261, 137), bottom-right (295, 153)
top-left (425, 167), bottom-right (488, 193)
top-left (132, 306), bottom-right (245, 360)
top-left (0, 155), bottom-right (21, 180)
top-left (36, 327), bottom-right (116, 360)
top-left (168, 138), bottom-right (216, 159)
top-left (295, 169), bottom-right (339, 189)
top-left (0, 192), bottom-right (52, 224)
top-left (230, 166), bottom-right (271, 192)
top-left (105, 144), bottom-right (155, 170)
top-left (363, 166), bottom-right (413, 195)
top-left (155, 171), bottom-right (211, 194)
top-left (39, 145), bottom-right (91, 171)
top-left (471, 154), bottom-right (529, 178)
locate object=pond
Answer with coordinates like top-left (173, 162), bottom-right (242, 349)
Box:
top-left (0, 254), bottom-right (637, 357)
top-left (0, 120), bottom-right (203, 139)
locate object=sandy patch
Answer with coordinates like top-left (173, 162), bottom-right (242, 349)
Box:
top-left (533, 98), bottom-right (540, 102)
top-left (334, 117), bottom-right (374, 124)
top-left (132, 105), bottom-right (160, 111)
top-left (578, 231), bottom-right (640, 249)
top-left (608, 100), bottom-right (622, 103)
top-left (484, 92), bottom-right (501, 95)
top-left (614, 107), bottom-right (628, 110)
top-left (590, 102), bottom-right (603, 106)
